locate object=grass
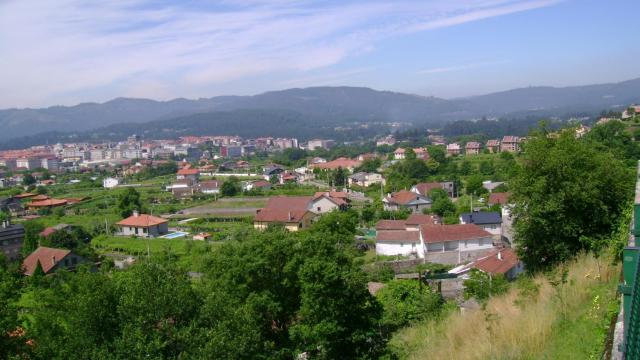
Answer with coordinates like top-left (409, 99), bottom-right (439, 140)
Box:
top-left (91, 234), bottom-right (220, 271)
top-left (388, 253), bottom-right (620, 360)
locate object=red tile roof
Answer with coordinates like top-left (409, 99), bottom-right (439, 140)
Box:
top-left (488, 192), bottom-right (511, 206)
top-left (420, 224), bottom-right (492, 243)
top-left (177, 168), bottom-right (199, 176)
top-left (252, 180), bottom-right (271, 188)
top-left (28, 199), bottom-right (67, 207)
top-left (14, 193), bottom-right (36, 199)
top-left (22, 247), bottom-right (71, 275)
top-left (472, 248), bottom-right (519, 275)
top-left (486, 139), bottom-right (500, 147)
top-left (30, 195), bottom-right (50, 201)
top-left (314, 191), bottom-right (348, 199)
top-left (376, 230), bottom-right (420, 242)
top-left (386, 190), bottom-right (428, 205)
top-left (405, 214), bottom-right (439, 225)
top-left (502, 136), bottom-right (519, 143)
top-left (375, 220), bottom-right (408, 231)
top-left (117, 213), bottom-right (168, 227)
top-left (39, 227), bottom-right (57, 237)
top-left (465, 142), bottom-right (481, 149)
top-left (310, 157), bottom-right (361, 170)
top-left (394, 148), bottom-right (406, 154)
top-left (254, 208), bottom-right (309, 223)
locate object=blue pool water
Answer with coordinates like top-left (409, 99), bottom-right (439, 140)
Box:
top-left (162, 231), bottom-right (188, 239)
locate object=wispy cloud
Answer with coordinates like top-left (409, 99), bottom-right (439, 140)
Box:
top-left (0, 0), bottom-right (562, 107)
top-left (418, 60), bottom-right (510, 74)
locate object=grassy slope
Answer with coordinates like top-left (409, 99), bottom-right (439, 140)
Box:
top-left (389, 254), bottom-right (619, 360)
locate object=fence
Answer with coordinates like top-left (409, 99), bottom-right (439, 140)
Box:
top-left (621, 161), bottom-right (640, 359)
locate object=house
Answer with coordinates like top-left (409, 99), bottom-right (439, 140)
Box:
top-left (420, 224), bottom-right (495, 264)
top-left (376, 135), bottom-right (396, 147)
top-left (309, 157), bottom-right (361, 172)
top-left (575, 124), bottom-right (591, 138)
top-left (446, 143), bottom-right (461, 156)
top-left (311, 191), bottom-right (349, 213)
top-left (0, 221), bottom-right (24, 261)
top-left (0, 197), bottom-right (24, 217)
top-left (39, 223), bottom-right (71, 238)
top-left (383, 190), bottom-right (432, 213)
top-left (449, 248), bottom-right (523, 280)
top-left (459, 211), bottom-right (502, 236)
top-left (176, 168), bottom-right (199, 181)
top-left (500, 136), bottom-right (520, 153)
top-left (348, 172), bottom-right (384, 187)
top-left (193, 232), bottom-right (212, 241)
top-left (197, 180), bottom-right (221, 194)
top-left (254, 196), bottom-right (317, 231)
top-left (393, 148), bottom-right (406, 160)
top-left (413, 147), bottom-right (429, 160)
top-left (263, 165), bottom-right (285, 180)
top-left (27, 199), bottom-right (67, 211)
top-left (103, 177), bottom-right (120, 189)
top-left (465, 142), bottom-right (481, 155)
top-left (375, 222), bottom-right (495, 264)
top-left (374, 215), bottom-right (440, 257)
top-left (253, 208), bottom-right (315, 231)
top-left (488, 192), bottom-right (511, 206)
top-left (411, 182), bottom-right (444, 197)
top-left (116, 211), bottom-right (169, 237)
top-left (172, 186), bottom-right (195, 199)
top-left (244, 180), bottom-right (272, 191)
top-left (486, 139), bottom-right (500, 153)
top-left (22, 246), bottom-right (88, 276)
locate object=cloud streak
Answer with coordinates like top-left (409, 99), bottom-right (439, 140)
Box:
top-left (0, 0), bottom-right (561, 107)
top-left (418, 60), bottom-right (510, 74)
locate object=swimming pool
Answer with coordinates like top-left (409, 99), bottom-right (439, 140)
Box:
top-left (161, 231), bottom-right (189, 239)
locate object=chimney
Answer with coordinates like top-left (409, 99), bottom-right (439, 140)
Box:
top-left (133, 210), bottom-right (139, 217)
top-left (52, 256), bottom-right (56, 265)
top-left (497, 251), bottom-right (503, 260)
top-left (288, 211), bottom-right (292, 221)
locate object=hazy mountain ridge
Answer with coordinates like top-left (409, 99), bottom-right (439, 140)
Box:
top-left (1, 78), bottom-right (639, 144)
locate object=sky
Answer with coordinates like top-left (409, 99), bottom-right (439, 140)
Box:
top-left (1, 0), bottom-right (639, 109)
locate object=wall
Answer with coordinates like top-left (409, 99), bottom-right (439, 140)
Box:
top-left (376, 241), bottom-right (419, 257)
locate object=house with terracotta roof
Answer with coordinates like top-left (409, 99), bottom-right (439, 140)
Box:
top-left (449, 248), bottom-right (523, 280)
top-left (413, 147), bottom-right (430, 160)
top-left (375, 214), bottom-right (441, 257)
top-left (465, 142), bottom-right (482, 155)
top-left (383, 190), bottom-right (432, 213)
top-left (254, 208), bottom-right (315, 231)
top-left (411, 182), bottom-right (447, 197)
top-left (375, 222), bottom-right (495, 264)
top-left (393, 148), bottom-right (406, 160)
top-left (197, 180), bottom-right (221, 194)
top-left (446, 143), bottom-right (461, 156)
top-left (420, 224), bottom-right (495, 264)
top-left (488, 192), bottom-right (511, 206)
top-left (500, 136), bottom-right (520, 153)
top-left (176, 168), bottom-right (200, 181)
top-left (311, 191), bottom-right (349, 213)
top-left (309, 157), bottom-right (361, 172)
top-left (486, 139), bottom-right (500, 153)
top-left (22, 246), bottom-right (88, 276)
top-left (27, 198), bottom-right (67, 211)
top-left (244, 180), bottom-right (272, 191)
top-left (116, 211), bottom-right (169, 237)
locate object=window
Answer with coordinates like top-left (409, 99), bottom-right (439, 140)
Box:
top-left (401, 243), bottom-right (404, 247)
top-left (2, 240), bottom-right (7, 246)
top-left (317, 207), bottom-right (321, 212)
top-left (72, 257), bottom-right (77, 265)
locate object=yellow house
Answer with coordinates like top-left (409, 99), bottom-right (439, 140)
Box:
top-left (253, 208), bottom-right (315, 231)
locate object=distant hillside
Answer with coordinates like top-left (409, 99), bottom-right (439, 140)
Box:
top-left (1, 78), bottom-right (639, 145)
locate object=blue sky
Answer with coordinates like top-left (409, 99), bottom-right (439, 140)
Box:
top-left (0, 0), bottom-right (638, 108)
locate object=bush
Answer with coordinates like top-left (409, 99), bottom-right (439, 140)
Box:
top-left (463, 269), bottom-right (509, 302)
top-left (376, 280), bottom-right (443, 329)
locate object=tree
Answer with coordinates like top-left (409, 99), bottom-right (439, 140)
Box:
top-left (465, 175), bottom-right (486, 197)
top-left (459, 160), bottom-right (472, 176)
top-left (479, 160), bottom-right (494, 176)
top-left (463, 269), bottom-right (509, 302)
top-left (511, 129), bottom-right (633, 271)
top-left (220, 177), bottom-right (240, 197)
top-left (22, 174), bottom-right (36, 186)
top-left (0, 256), bottom-right (22, 357)
top-left (333, 167), bottom-right (347, 187)
top-left (22, 221), bottom-right (44, 256)
top-left (376, 280), bottom-right (443, 330)
top-left (431, 196), bottom-right (456, 217)
top-left (35, 186), bottom-right (48, 195)
top-left (355, 158), bottom-right (382, 173)
top-left (117, 187), bottom-right (142, 218)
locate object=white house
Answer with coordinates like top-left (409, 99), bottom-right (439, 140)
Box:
top-left (116, 211), bottom-right (169, 237)
top-left (102, 177), bottom-right (120, 189)
top-left (348, 172), bottom-right (385, 187)
top-left (383, 190), bottom-right (432, 213)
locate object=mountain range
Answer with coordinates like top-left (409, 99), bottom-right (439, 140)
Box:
top-left (1, 77), bottom-right (639, 147)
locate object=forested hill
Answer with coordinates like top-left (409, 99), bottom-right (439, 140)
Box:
top-left (1, 78), bottom-right (639, 145)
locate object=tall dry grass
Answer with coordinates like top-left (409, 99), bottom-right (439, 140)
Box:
top-left (389, 253), bottom-right (619, 360)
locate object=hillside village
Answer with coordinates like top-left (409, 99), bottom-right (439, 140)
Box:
top-left (0, 105), bottom-right (639, 358)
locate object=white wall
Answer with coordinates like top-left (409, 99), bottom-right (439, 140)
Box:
top-left (310, 197), bottom-right (340, 214)
top-left (376, 241), bottom-right (419, 257)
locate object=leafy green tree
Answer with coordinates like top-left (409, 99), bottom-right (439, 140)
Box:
top-left (465, 175), bottom-right (486, 196)
top-left (117, 187), bottom-right (142, 218)
top-left (35, 186), bottom-right (48, 195)
top-left (511, 129), bottom-right (633, 271)
top-left (333, 167), bottom-right (347, 187)
top-left (463, 269), bottom-right (509, 302)
top-left (426, 145), bottom-right (446, 163)
top-left (22, 221), bottom-right (44, 256)
top-left (356, 158), bottom-right (382, 173)
top-left (431, 196), bottom-right (456, 217)
top-left (22, 174), bottom-right (36, 186)
top-left (376, 280), bottom-right (442, 330)
top-left (459, 160), bottom-right (472, 175)
top-left (0, 256), bottom-right (23, 357)
top-left (220, 177), bottom-right (240, 196)
top-left (479, 160), bottom-right (494, 176)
